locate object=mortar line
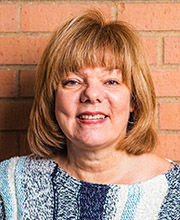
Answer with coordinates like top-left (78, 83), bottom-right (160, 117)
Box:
top-left (15, 69), bottom-right (20, 97)
top-left (1, 1), bottom-right (180, 4)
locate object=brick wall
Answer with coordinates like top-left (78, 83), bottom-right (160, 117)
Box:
top-left (0, 1), bottom-right (179, 163)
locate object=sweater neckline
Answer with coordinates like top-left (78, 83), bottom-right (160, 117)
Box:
top-left (50, 158), bottom-right (178, 189)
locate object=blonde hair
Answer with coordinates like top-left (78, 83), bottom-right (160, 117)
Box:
top-left (28, 10), bottom-right (157, 157)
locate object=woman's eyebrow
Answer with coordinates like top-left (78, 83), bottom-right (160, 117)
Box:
top-left (73, 71), bottom-right (85, 77)
top-left (64, 71), bottom-right (84, 78)
top-left (68, 68), bottom-right (121, 78)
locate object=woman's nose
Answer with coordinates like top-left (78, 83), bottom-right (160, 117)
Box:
top-left (80, 84), bottom-right (104, 104)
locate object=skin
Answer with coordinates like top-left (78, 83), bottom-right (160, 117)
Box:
top-left (54, 67), bottom-right (172, 184)
top-left (55, 67), bottom-right (132, 151)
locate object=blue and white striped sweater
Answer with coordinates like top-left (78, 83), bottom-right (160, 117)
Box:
top-left (0, 155), bottom-right (179, 219)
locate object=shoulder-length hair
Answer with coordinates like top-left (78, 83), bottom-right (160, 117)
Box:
top-left (28, 10), bottom-right (157, 157)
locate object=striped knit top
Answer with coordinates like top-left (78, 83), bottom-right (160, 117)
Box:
top-left (0, 155), bottom-right (179, 219)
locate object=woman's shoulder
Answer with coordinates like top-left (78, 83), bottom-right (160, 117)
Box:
top-left (151, 155), bottom-right (180, 187)
top-left (148, 156), bottom-right (180, 188)
top-left (0, 154), bottom-right (56, 166)
top-left (165, 160), bottom-right (180, 187)
top-left (0, 155), bottom-right (58, 218)
top-left (0, 156), bottom-right (24, 171)
top-left (158, 161), bottom-right (180, 218)
top-left (0, 155), bottom-right (57, 185)
top-left (0, 156), bottom-right (23, 186)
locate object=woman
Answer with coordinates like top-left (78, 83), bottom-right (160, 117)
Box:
top-left (0, 10), bottom-right (179, 219)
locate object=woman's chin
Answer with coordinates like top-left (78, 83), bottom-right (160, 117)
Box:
top-left (70, 136), bottom-right (116, 151)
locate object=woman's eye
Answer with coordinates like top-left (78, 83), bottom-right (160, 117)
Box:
top-left (63, 80), bottom-right (79, 86)
top-left (105, 80), bottom-right (119, 85)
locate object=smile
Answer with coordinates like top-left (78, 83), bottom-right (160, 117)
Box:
top-left (79, 114), bottom-right (107, 120)
top-left (77, 112), bottom-right (108, 124)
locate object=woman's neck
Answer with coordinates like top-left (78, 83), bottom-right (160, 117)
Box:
top-left (54, 144), bottom-right (133, 184)
top-left (53, 145), bottom-right (172, 185)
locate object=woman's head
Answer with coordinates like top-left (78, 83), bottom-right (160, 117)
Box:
top-left (28, 10), bottom-right (157, 157)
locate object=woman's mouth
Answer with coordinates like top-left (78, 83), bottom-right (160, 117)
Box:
top-left (77, 112), bottom-right (108, 124)
top-left (79, 114), bottom-right (107, 120)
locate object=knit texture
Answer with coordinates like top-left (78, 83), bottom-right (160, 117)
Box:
top-left (0, 155), bottom-right (179, 219)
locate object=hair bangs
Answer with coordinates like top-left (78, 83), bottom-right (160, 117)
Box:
top-left (56, 24), bottom-right (125, 78)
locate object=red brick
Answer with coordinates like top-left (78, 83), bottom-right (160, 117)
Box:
top-left (0, 37), bottom-right (50, 64)
top-left (151, 70), bottom-right (180, 97)
top-left (155, 134), bottom-right (180, 161)
top-left (0, 132), bottom-right (18, 162)
top-left (0, 100), bottom-right (33, 130)
top-left (0, 70), bottom-right (16, 97)
top-left (164, 37), bottom-right (180, 64)
top-left (0, 5), bottom-right (19, 32)
top-left (21, 4), bottom-right (111, 32)
top-left (141, 37), bottom-right (157, 64)
top-left (118, 4), bottom-right (180, 30)
top-left (159, 103), bottom-right (180, 130)
top-left (20, 70), bottom-right (35, 97)
top-left (19, 133), bottom-right (31, 156)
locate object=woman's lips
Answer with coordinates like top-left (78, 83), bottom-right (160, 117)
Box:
top-left (77, 111), bottom-right (108, 124)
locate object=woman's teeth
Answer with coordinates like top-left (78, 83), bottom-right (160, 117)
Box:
top-left (79, 114), bottom-right (106, 120)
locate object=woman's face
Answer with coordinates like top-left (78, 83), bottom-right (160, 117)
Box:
top-left (55, 67), bottom-right (132, 150)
